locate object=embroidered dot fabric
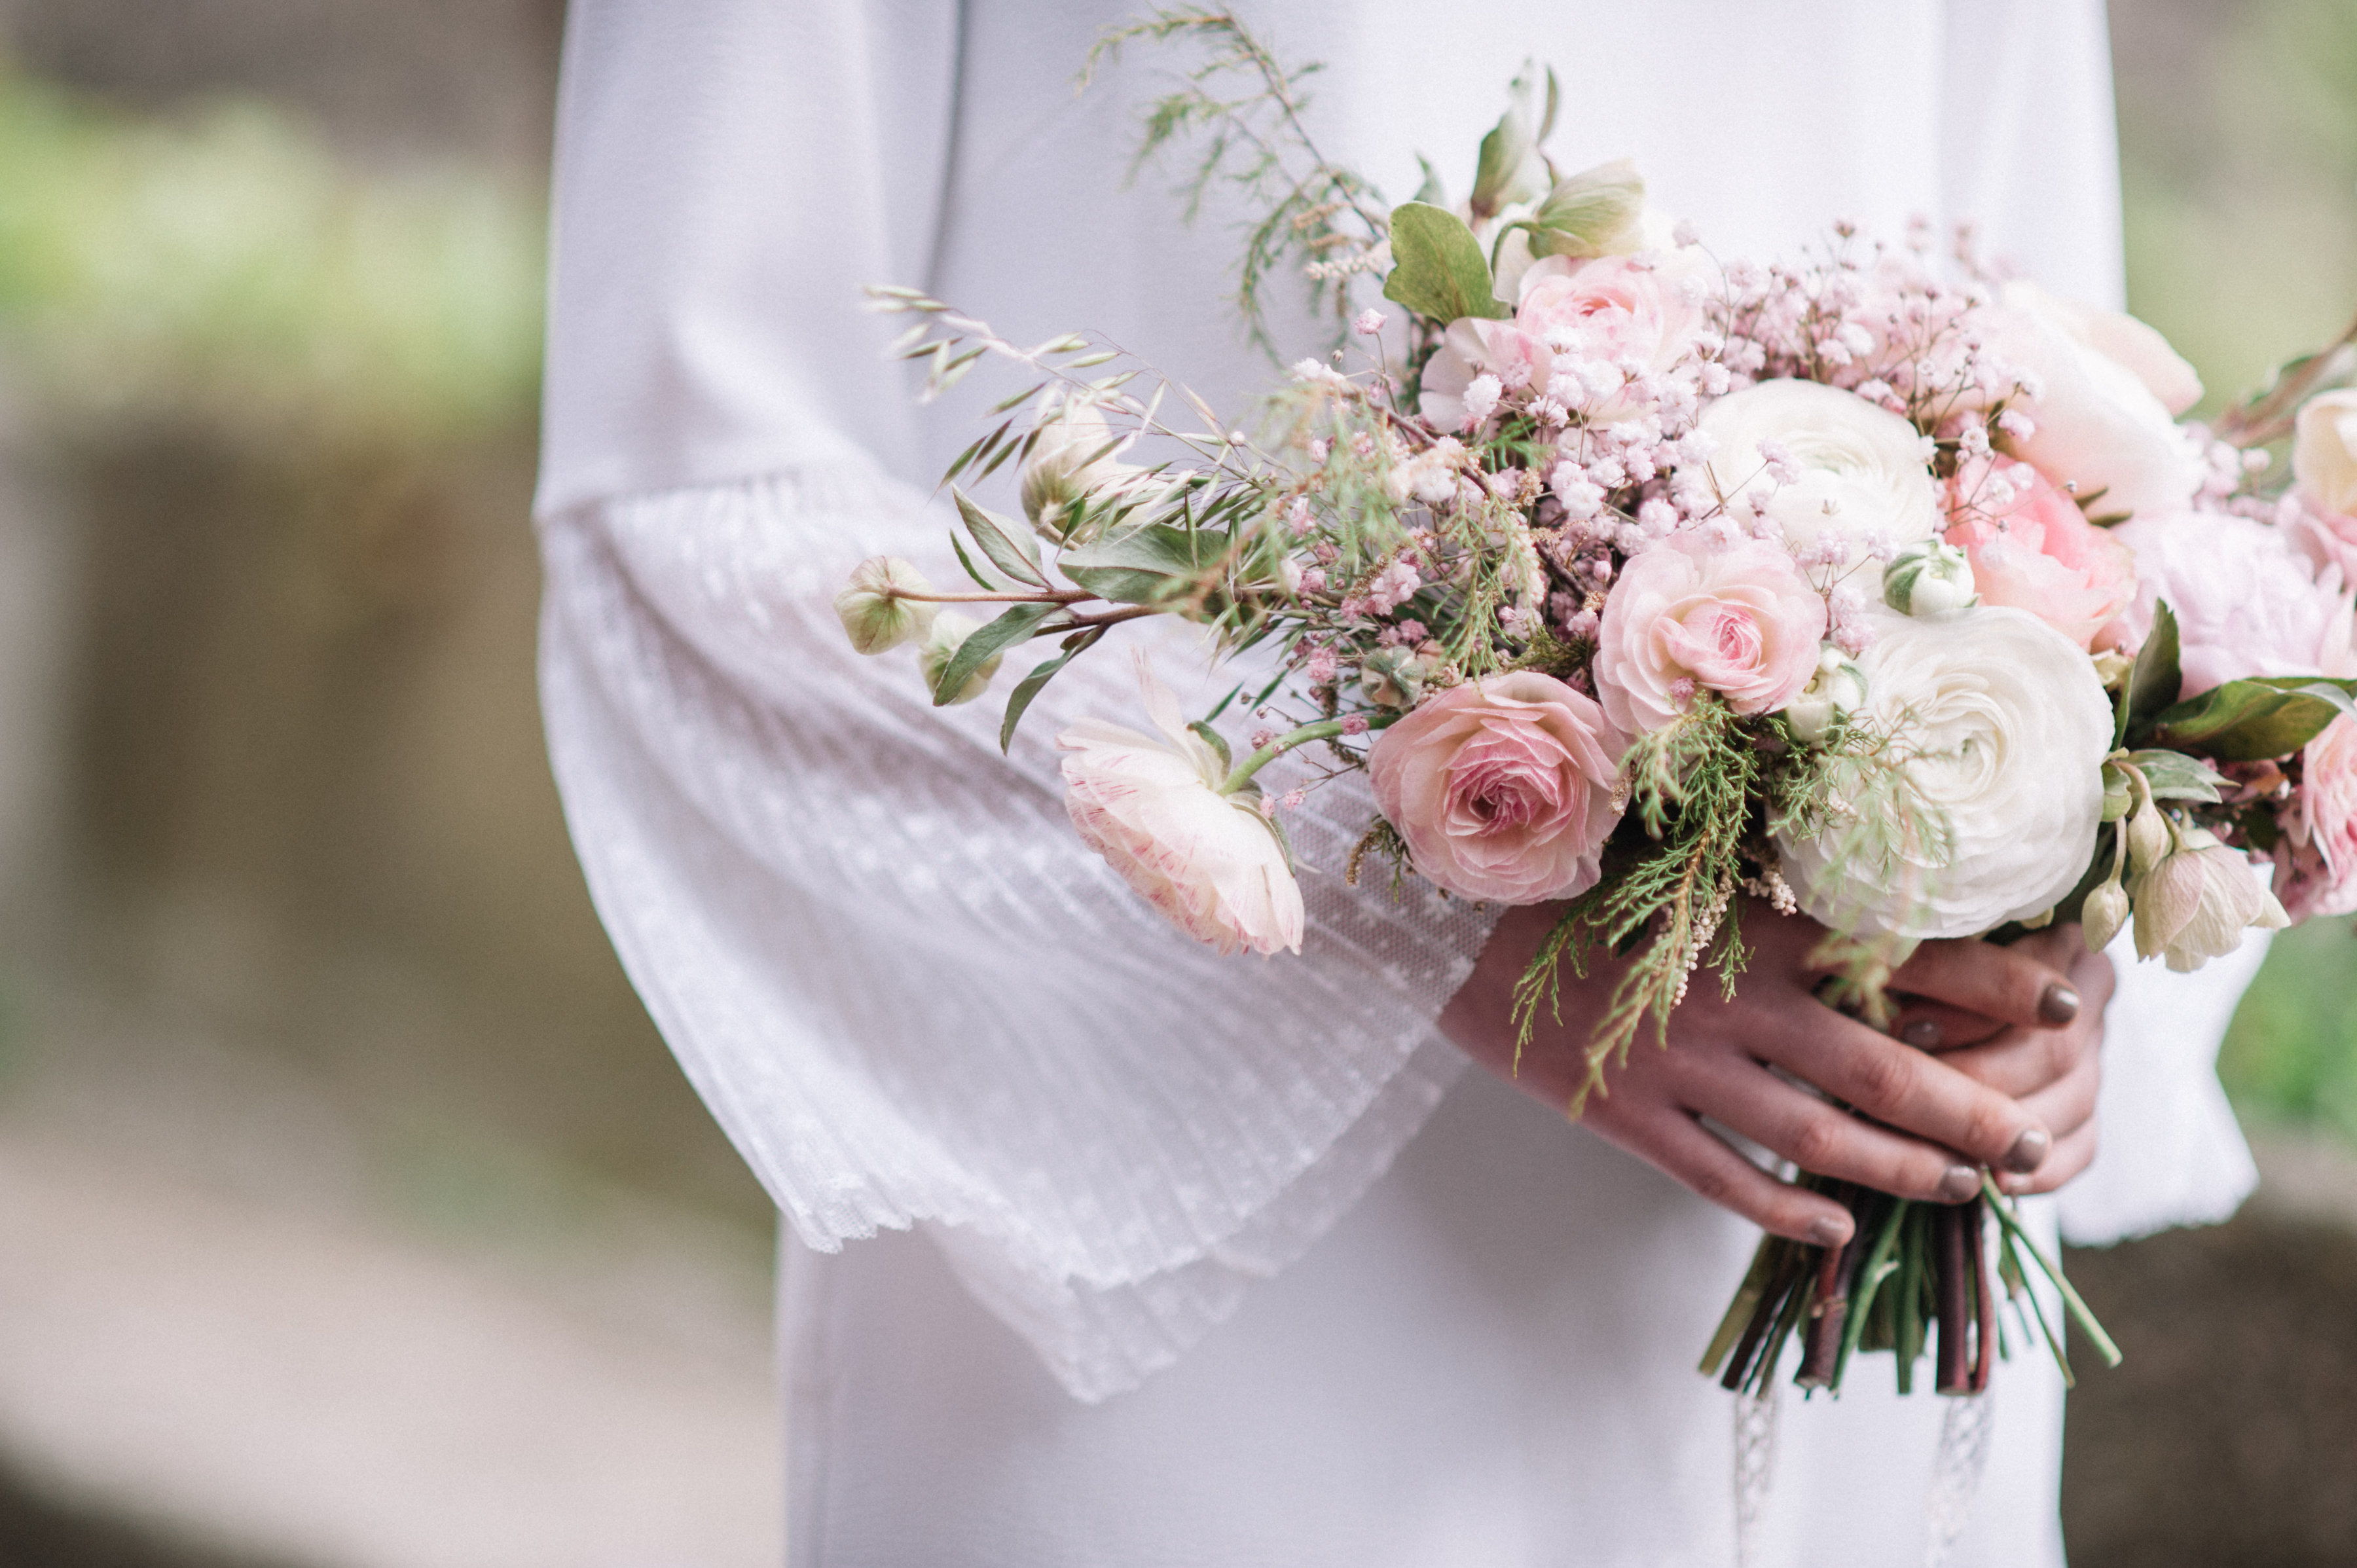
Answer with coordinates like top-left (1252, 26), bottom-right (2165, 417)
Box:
top-left (538, 462), bottom-right (1496, 1398)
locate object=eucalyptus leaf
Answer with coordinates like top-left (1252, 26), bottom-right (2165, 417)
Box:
top-left (1381, 202), bottom-right (1510, 323)
top-left (933, 602), bottom-right (1055, 707)
top-left (953, 488), bottom-right (1046, 587)
top-left (2146, 675), bottom-right (2357, 761)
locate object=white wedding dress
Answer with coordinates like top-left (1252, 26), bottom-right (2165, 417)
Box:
top-left (534, 3), bottom-right (2269, 1563)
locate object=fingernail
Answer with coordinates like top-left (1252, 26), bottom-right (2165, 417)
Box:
top-left (1939, 1164), bottom-right (1981, 1203)
top-left (1901, 1018), bottom-right (1943, 1049)
top-left (2037, 983), bottom-right (2080, 1026)
top-left (2002, 1126), bottom-right (2052, 1174)
top-left (1807, 1216), bottom-right (1852, 1249)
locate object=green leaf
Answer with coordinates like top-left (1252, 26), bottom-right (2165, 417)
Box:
top-left (1061, 524), bottom-right (1230, 605)
top-left (998, 627), bottom-right (1101, 752)
top-left (934, 602), bottom-right (1055, 707)
top-left (2125, 748), bottom-right (2227, 803)
top-left (1188, 720), bottom-right (1233, 770)
top-left (1469, 62), bottom-right (1548, 218)
top-left (949, 530), bottom-right (1012, 591)
top-left (2147, 675), bottom-right (2357, 761)
top-left (1380, 202), bottom-right (1510, 324)
top-left (953, 487), bottom-right (1046, 587)
top-left (2100, 762), bottom-right (2131, 822)
top-left (1410, 153), bottom-right (1445, 208)
top-left (2118, 600), bottom-right (2182, 746)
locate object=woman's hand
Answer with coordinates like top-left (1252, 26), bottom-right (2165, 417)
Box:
top-left (1438, 899), bottom-right (2114, 1248)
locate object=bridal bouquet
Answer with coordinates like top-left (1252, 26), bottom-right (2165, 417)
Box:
top-left (837, 14), bottom-right (2357, 1400)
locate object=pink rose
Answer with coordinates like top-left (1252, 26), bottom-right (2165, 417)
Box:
top-left (2279, 716), bottom-right (2357, 919)
top-left (2113, 510), bottom-right (2357, 696)
top-left (1943, 456), bottom-right (2138, 650)
top-left (1592, 534), bottom-right (1827, 737)
top-left (1059, 661), bottom-right (1303, 957)
top-left (1368, 672), bottom-right (1622, 903)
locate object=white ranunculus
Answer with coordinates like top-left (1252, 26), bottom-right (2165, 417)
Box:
top-left (1698, 380), bottom-right (1943, 566)
top-left (1776, 607), bottom-right (2115, 939)
top-left (1058, 659), bottom-right (1304, 957)
top-left (2294, 388), bottom-right (2357, 519)
top-left (1981, 281), bottom-right (2201, 524)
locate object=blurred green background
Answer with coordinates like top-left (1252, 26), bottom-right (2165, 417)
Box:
top-left (0, 1), bottom-right (2347, 1566)
top-left (2115, 0), bottom-right (2357, 1148)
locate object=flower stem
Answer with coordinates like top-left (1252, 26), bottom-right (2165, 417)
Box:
top-left (1217, 712), bottom-right (1398, 794)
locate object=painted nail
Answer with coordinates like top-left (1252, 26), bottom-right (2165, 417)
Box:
top-left (2037, 982), bottom-right (2080, 1026)
top-left (1807, 1216), bottom-right (1852, 1249)
top-left (1939, 1165), bottom-right (1981, 1203)
top-left (1901, 1017), bottom-right (1943, 1049)
top-left (2002, 1126), bottom-right (2052, 1174)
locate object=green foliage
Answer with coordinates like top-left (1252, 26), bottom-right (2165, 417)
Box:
top-left (2220, 915), bottom-right (2357, 1144)
top-left (1085, 8), bottom-right (1391, 356)
top-left (2145, 674), bottom-right (2357, 761)
top-left (2117, 600), bottom-right (2183, 746)
top-left (1379, 202), bottom-right (1509, 323)
top-left (0, 71), bottom-right (543, 442)
top-left (1510, 700), bottom-right (1757, 1109)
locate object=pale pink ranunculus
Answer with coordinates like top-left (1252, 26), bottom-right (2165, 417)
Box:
top-left (1592, 533), bottom-right (1827, 737)
top-left (2289, 501), bottom-right (2357, 591)
top-left (1977, 280), bottom-right (2201, 524)
top-left (1368, 672), bottom-right (1623, 904)
top-left (2280, 716), bottom-right (2357, 919)
top-left (1059, 661), bottom-right (1303, 957)
top-left (1511, 253), bottom-right (1706, 419)
top-left (1418, 318), bottom-right (1554, 433)
top-left (1943, 456), bottom-right (2138, 650)
top-left (2113, 509), bottom-right (2357, 697)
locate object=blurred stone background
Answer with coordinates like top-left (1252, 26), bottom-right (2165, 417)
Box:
top-left (0, 1), bottom-right (2346, 1565)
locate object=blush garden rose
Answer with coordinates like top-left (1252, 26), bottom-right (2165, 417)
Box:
top-left (1367, 672), bottom-right (1622, 903)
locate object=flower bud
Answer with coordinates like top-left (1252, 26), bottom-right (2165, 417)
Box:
top-left (1019, 403), bottom-right (1141, 540)
top-left (2125, 802), bottom-right (2170, 875)
top-left (1526, 158), bottom-right (1646, 261)
top-left (918, 611), bottom-right (1004, 705)
top-left (1359, 645), bottom-right (1429, 709)
top-left (2081, 879), bottom-right (2130, 953)
top-left (1882, 539), bottom-right (1978, 618)
top-left (835, 556), bottom-right (938, 654)
top-left (1781, 644), bottom-right (1867, 744)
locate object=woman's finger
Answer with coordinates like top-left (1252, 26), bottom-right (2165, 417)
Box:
top-left (1580, 1099), bottom-right (1856, 1247)
top-left (1935, 1017), bottom-right (2094, 1099)
top-left (1670, 1051), bottom-right (1983, 1205)
top-left (2012, 1045), bottom-right (2102, 1140)
top-left (1755, 1009), bottom-right (2052, 1175)
top-left (1884, 1000), bottom-right (2006, 1052)
top-left (1996, 1119), bottom-right (2098, 1196)
top-left (1887, 936), bottom-right (2083, 1031)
